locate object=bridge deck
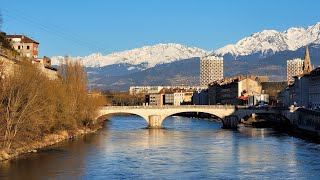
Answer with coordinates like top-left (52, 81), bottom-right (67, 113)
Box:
top-left (101, 105), bottom-right (237, 110)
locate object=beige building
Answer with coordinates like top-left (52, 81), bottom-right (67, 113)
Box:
top-left (129, 85), bottom-right (208, 95)
top-left (208, 75), bottom-right (262, 105)
top-left (146, 93), bottom-right (164, 106)
top-left (130, 86), bottom-right (151, 94)
top-left (183, 92), bottom-right (193, 104)
top-left (200, 56), bottom-right (223, 86)
top-left (164, 92), bottom-right (185, 106)
top-left (142, 86), bottom-right (208, 106)
top-left (129, 86), bottom-right (163, 95)
top-left (34, 56), bottom-right (52, 67)
top-left (6, 34), bottom-right (39, 59)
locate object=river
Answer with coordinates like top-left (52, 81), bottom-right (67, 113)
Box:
top-left (1, 115), bottom-right (320, 179)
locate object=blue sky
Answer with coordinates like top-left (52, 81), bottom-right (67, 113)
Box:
top-left (1, 0), bottom-right (320, 57)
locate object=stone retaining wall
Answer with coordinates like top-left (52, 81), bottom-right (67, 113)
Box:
top-left (282, 108), bottom-right (320, 135)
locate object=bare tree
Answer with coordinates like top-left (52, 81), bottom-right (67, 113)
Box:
top-left (0, 56), bottom-right (104, 151)
top-left (0, 66), bottom-right (49, 149)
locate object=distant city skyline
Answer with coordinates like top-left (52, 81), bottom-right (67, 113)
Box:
top-left (1, 0), bottom-right (320, 57)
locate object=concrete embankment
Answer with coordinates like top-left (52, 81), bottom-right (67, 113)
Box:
top-left (0, 125), bottom-right (103, 162)
top-left (281, 108), bottom-right (320, 135)
top-left (248, 112), bottom-right (292, 130)
top-left (248, 107), bottom-right (320, 142)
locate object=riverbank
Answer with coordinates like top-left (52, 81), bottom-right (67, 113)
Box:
top-left (241, 112), bottom-right (320, 143)
top-left (0, 124), bottom-right (104, 162)
top-left (176, 111), bottom-right (320, 143)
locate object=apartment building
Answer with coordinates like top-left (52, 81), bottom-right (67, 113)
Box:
top-left (200, 56), bottom-right (223, 86)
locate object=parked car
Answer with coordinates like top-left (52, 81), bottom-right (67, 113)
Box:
top-left (255, 101), bottom-right (268, 108)
top-left (313, 106), bottom-right (320, 111)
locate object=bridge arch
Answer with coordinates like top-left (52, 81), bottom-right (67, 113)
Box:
top-left (160, 110), bottom-right (223, 125)
top-left (96, 112), bottom-right (149, 122)
top-left (97, 106), bottom-right (273, 128)
top-left (164, 110), bottom-right (223, 119)
top-left (96, 110), bottom-right (150, 125)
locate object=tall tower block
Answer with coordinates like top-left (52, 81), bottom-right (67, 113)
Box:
top-left (200, 56), bottom-right (223, 86)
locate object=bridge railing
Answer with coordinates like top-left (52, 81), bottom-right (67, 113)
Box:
top-left (101, 105), bottom-right (237, 110)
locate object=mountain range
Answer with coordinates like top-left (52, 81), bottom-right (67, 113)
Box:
top-left (51, 22), bottom-right (320, 90)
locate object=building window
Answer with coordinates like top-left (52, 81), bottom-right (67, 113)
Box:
top-left (27, 46), bottom-right (30, 50)
top-left (18, 46), bottom-right (21, 49)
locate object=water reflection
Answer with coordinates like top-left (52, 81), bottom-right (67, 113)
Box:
top-left (1, 116), bottom-right (320, 179)
top-left (0, 136), bottom-right (90, 180)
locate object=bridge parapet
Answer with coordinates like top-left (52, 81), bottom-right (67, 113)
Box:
top-left (101, 105), bottom-right (236, 110)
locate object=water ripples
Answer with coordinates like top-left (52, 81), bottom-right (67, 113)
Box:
top-left (1, 115), bottom-right (320, 179)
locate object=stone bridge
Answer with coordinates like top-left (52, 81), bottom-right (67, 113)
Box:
top-left (97, 105), bottom-right (274, 128)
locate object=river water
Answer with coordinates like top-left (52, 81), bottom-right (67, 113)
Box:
top-left (1, 116), bottom-right (320, 179)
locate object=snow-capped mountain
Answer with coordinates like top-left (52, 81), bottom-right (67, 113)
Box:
top-left (51, 43), bottom-right (208, 69)
top-left (212, 22), bottom-right (320, 59)
top-left (50, 22), bottom-right (320, 90)
top-left (52, 22), bottom-right (320, 67)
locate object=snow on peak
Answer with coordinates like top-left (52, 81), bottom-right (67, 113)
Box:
top-left (50, 22), bottom-right (320, 66)
top-left (212, 22), bottom-right (320, 57)
top-left (51, 43), bottom-right (208, 68)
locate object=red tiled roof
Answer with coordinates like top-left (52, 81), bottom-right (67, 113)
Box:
top-left (5, 34), bottom-right (39, 44)
top-left (209, 75), bottom-right (264, 86)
